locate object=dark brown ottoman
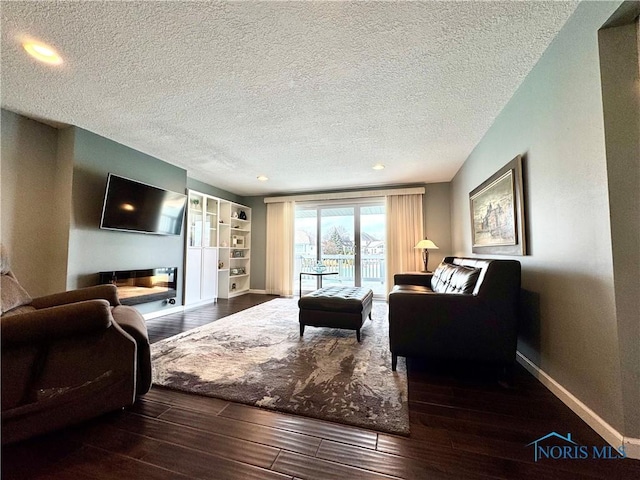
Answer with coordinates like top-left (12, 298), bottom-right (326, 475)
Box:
top-left (298, 286), bottom-right (373, 342)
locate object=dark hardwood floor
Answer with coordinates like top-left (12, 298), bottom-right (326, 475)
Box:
top-left (3, 294), bottom-right (640, 479)
top-left (145, 293), bottom-right (278, 344)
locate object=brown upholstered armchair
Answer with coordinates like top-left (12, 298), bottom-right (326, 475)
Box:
top-left (1, 247), bottom-right (152, 444)
top-left (388, 257), bottom-right (521, 371)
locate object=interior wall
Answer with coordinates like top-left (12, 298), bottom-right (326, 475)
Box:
top-left (0, 109), bottom-right (67, 296)
top-left (450, 0), bottom-right (625, 433)
top-left (52, 128), bottom-right (74, 293)
top-left (243, 196), bottom-right (267, 292)
top-left (423, 182), bottom-right (451, 270)
top-left (66, 127), bottom-right (188, 314)
top-left (187, 177), bottom-right (243, 204)
top-left (245, 182), bottom-right (452, 292)
top-left (0, 111), bottom-right (245, 315)
top-left (599, 13), bottom-right (640, 439)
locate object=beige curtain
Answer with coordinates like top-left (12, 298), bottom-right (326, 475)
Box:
top-left (265, 201), bottom-right (295, 296)
top-left (385, 194), bottom-right (424, 296)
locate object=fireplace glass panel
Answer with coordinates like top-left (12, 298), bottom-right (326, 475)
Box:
top-left (98, 267), bottom-right (178, 305)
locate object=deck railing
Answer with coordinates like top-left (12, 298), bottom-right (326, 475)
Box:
top-left (296, 254), bottom-right (385, 282)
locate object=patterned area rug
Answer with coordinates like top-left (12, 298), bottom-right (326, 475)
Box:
top-left (151, 297), bottom-right (409, 435)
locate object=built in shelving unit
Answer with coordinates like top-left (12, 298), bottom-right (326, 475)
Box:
top-left (218, 200), bottom-right (251, 298)
top-left (184, 190), bottom-right (251, 305)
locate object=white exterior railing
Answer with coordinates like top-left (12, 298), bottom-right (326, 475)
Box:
top-left (295, 254), bottom-right (385, 284)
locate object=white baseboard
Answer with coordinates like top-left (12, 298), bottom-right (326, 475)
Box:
top-left (142, 298), bottom-right (217, 319)
top-left (624, 436), bottom-right (640, 460)
top-left (249, 289), bottom-right (267, 294)
top-left (142, 304), bottom-right (184, 320)
top-left (517, 352), bottom-right (639, 460)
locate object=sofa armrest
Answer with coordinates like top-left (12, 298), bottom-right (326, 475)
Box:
top-left (389, 289), bottom-right (481, 320)
top-left (388, 289), bottom-right (518, 364)
top-left (389, 289), bottom-right (513, 331)
top-left (1, 300), bottom-right (113, 345)
top-left (31, 285), bottom-right (121, 309)
top-left (394, 273), bottom-right (433, 287)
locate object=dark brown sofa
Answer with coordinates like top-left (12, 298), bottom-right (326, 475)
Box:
top-left (388, 256), bottom-right (521, 371)
top-left (1, 249), bottom-right (152, 444)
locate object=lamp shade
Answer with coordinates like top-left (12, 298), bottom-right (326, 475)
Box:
top-left (414, 239), bottom-right (439, 250)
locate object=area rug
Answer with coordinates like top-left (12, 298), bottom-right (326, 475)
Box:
top-left (150, 297), bottom-right (409, 435)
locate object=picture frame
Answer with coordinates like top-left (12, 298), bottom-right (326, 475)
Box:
top-left (469, 155), bottom-right (526, 255)
top-left (232, 235), bottom-right (245, 247)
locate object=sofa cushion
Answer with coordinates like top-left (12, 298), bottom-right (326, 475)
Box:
top-left (431, 262), bottom-right (480, 294)
top-left (1, 275), bottom-right (32, 315)
top-left (431, 262), bottom-right (456, 292)
top-left (391, 284), bottom-right (432, 294)
top-left (448, 265), bottom-right (481, 294)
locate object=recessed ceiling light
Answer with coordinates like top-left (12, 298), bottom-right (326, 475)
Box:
top-left (257, 175), bottom-right (269, 182)
top-left (372, 163), bottom-right (385, 170)
top-left (22, 41), bottom-right (63, 65)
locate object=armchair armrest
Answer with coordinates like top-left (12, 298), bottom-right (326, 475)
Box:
top-left (1, 300), bottom-right (113, 345)
top-left (394, 273), bottom-right (433, 287)
top-left (31, 285), bottom-right (121, 309)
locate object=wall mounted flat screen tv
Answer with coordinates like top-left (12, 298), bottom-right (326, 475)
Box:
top-left (100, 174), bottom-right (187, 236)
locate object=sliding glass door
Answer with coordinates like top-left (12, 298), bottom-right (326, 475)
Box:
top-left (321, 206), bottom-right (355, 288)
top-left (359, 204), bottom-right (386, 294)
top-left (295, 199), bottom-right (385, 297)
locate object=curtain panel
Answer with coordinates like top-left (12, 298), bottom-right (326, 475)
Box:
top-left (385, 194), bottom-right (424, 297)
top-left (265, 201), bottom-right (295, 296)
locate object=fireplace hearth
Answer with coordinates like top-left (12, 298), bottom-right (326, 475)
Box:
top-left (98, 267), bottom-right (178, 306)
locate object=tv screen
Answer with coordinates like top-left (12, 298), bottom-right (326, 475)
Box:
top-left (100, 174), bottom-right (187, 236)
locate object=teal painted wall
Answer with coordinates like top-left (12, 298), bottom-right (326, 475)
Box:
top-left (66, 127), bottom-right (188, 315)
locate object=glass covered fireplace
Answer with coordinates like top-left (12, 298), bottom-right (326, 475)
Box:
top-left (98, 267), bottom-right (178, 306)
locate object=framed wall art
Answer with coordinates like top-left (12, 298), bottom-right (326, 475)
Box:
top-left (469, 155), bottom-right (526, 255)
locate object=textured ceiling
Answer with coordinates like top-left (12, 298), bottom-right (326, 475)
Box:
top-left (1, 1), bottom-right (579, 196)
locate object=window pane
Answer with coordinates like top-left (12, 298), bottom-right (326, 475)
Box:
top-left (294, 208), bottom-right (317, 294)
top-left (321, 207), bottom-right (354, 288)
top-left (360, 205), bottom-right (386, 296)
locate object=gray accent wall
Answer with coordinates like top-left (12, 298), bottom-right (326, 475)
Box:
top-left (66, 127), bottom-right (188, 315)
top-left (450, 1), bottom-right (630, 435)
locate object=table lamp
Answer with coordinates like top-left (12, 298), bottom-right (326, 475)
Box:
top-left (414, 238), bottom-right (439, 272)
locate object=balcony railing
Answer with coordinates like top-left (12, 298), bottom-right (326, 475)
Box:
top-left (295, 254), bottom-right (386, 295)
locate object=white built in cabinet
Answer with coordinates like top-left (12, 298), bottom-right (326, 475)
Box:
top-left (218, 200), bottom-right (251, 298)
top-left (184, 190), bottom-right (251, 306)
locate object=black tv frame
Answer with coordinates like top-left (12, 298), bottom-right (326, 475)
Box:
top-left (99, 174), bottom-right (187, 236)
